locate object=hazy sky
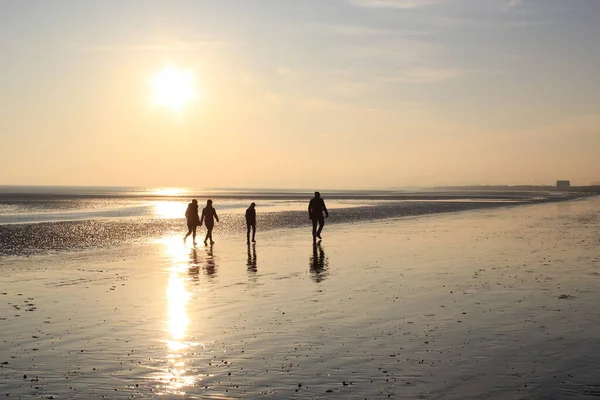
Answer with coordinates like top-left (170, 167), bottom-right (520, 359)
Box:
top-left (1, 0), bottom-right (599, 189)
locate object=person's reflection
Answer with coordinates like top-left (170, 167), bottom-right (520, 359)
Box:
top-left (187, 248), bottom-right (200, 281)
top-left (204, 245), bottom-right (217, 277)
top-left (309, 241), bottom-right (329, 283)
top-left (247, 243), bottom-right (258, 272)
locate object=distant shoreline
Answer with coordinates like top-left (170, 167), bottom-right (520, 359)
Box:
top-left (0, 184), bottom-right (597, 201)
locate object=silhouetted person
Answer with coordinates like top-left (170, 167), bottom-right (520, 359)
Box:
top-left (245, 202), bottom-right (256, 243)
top-left (308, 191), bottom-right (328, 241)
top-left (200, 199), bottom-right (219, 245)
top-left (183, 199), bottom-right (200, 245)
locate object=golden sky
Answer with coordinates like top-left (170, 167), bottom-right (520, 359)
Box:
top-left (1, 0), bottom-right (599, 188)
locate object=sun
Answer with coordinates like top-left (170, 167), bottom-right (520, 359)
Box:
top-left (151, 66), bottom-right (197, 112)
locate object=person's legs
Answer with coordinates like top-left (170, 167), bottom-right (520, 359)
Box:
top-left (316, 216), bottom-right (325, 238)
top-left (246, 224), bottom-right (251, 243)
top-left (204, 223), bottom-right (210, 244)
top-left (312, 218), bottom-right (318, 239)
top-left (184, 221), bottom-right (194, 243)
top-left (192, 225), bottom-right (197, 244)
top-left (206, 221), bottom-right (215, 244)
top-left (251, 224), bottom-right (256, 242)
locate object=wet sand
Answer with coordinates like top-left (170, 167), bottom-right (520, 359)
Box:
top-left (1, 194), bottom-right (580, 257)
top-left (1, 198), bottom-right (600, 399)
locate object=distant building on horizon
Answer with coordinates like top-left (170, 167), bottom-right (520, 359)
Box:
top-left (556, 180), bottom-right (570, 189)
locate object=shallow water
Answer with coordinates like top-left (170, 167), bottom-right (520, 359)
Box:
top-left (1, 198), bottom-right (599, 398)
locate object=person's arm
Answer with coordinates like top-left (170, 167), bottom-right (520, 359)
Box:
top-left (323, 199), bottom-right (329, 218)
top-left (308, 200), bottom-right (313, 219)
top-left (214, 210), bottom-right (219, 223)
top-left (200, 208), bottom-right (205, 225)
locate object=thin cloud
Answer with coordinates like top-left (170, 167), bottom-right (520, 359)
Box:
top-left (506, 0), bottom-right (524, 9)
top-left (384, 66), bottom-right (466, 83)
top-left (301, 23), bottom-right (435, 37)
top-left (321, 24), bottom-right (405, 36)
top-left (342, 37), bottom-right (440, 65)
top-left (330, 80), bottom-right (375, 97)
top-left (512, 113), bottom-right (600, 140)
top-left (300, 97), bottom-right (341, 112)
top-left (276, 66), bottom-right (304, 78)
top-left (432, 15), bottom-right (548, 29)
top-left (75, 40), bottom-right (234, 52)
top-left (349, 0), bottom-right (442, 9)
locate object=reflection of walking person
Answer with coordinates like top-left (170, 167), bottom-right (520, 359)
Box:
top-left (247, 243), bottom-right (257, 271)
top-left (204, 245), bottom-right (217, 277)
top-left (309, 241), bottom-right (328, 283)
top-left (200, 199), bottom-right (219, 245)
top-left (188, 248), bottom-right (200, 280)
top-left (308, 191), bottom-right (328, 241)
top-left (245, 202), bottom-right (256, 244)
top-left (183, 199), bottom-right (200, 245)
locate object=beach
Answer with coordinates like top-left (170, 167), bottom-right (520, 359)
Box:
top-left (1, 196), bottom-right (600, 399)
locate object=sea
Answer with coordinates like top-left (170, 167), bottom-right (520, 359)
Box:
top-left (0, 185), bottom-right (573, 257)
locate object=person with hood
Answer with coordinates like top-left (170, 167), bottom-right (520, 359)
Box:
top-left (184, 199), bottom-right (200, 245)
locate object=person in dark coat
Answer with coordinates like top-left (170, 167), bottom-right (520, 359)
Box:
top-left (184, 199), bottom-right (200, 245)
top-left (200, 199), bottom-right (219, 245)
top-left (245, 202), bottom-right (256, 244)
top-left (308, 191), bottom-right (328, 241)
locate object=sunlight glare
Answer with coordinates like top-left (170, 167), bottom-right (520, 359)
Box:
top-left (152, 66), bottom-right (197, 112)
top-left (153, 187), bottom-right (188, 196)
top-left (159, 236), bottom-right (189, 265)
top-left (154, 201), bottom-right (185, 219)
top-left (167, 271), bottom-right (189, 343)
top-left (153, 235), bottom-right (203, 396)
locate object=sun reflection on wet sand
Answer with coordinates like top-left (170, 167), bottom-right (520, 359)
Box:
top-left (153, 201), bottom-right (186, 219)
top-left (155, 236), bottom-right (201, 395)
top-left (160, 236), bottom-right (190, 264)
top-left (167, 271), bottom-right (189, 347)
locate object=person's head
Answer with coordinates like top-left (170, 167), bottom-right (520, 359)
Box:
top-left (207, 199), bottom-right (213, 206)
top-left (192, 199), bottom-right (198, 205)
top-left (250, 202), bottom-right (256, 208)
top-left (315, 191), bottom-right (321, 198)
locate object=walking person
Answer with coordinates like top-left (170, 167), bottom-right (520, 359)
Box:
top-left (200, 199), bottom-right (219, 245)
top-left (245, 202), bottom-right (256, 244)
top-left (183, 199), bottom-right (200, 245)
top-left (308, 191), bottom-right (328, 241)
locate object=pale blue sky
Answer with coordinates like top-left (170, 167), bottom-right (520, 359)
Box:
top-left (1, 0), bottom-right (599, 188)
